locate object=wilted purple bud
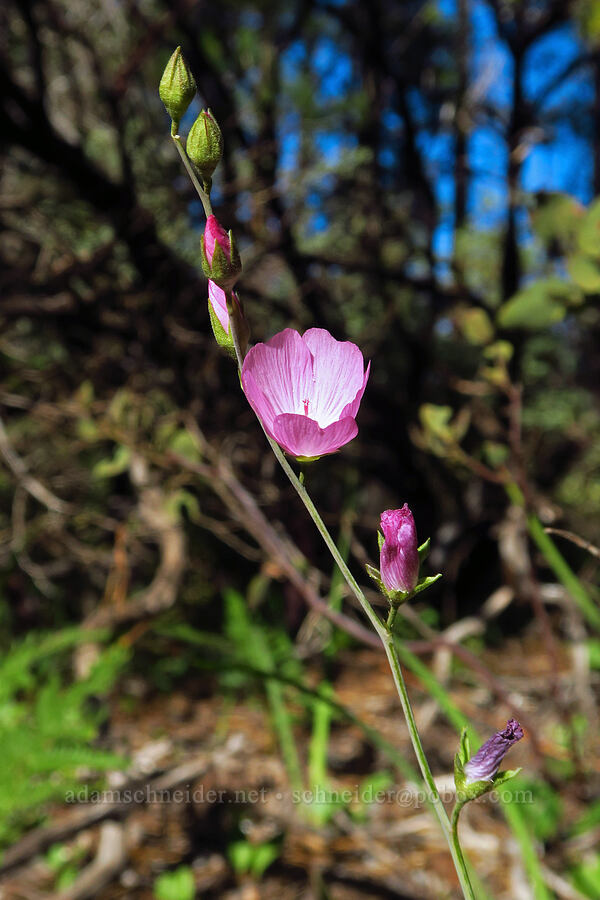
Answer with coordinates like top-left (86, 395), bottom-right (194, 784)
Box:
top-left (463, 719), bottom-right (524, 784)
top-left (379, 505), bottom-right (419, 594)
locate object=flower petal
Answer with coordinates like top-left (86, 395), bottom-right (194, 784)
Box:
top-left (204, 214), bottom-right (230, 264)
top-left (271, 413), bottom-right (358, 458)
top-left (302, 328), bottom-right (367, 427)
top-left (242, 328), bottom-right (313, 419)
top-left (379, 505), bottom-right (419, 593)
top-left (208, 281), bottom-right (230, 332)
top-left (339, 360), bottom-right (371, 420)
top-left (241, 368), bottom-right (278, 436)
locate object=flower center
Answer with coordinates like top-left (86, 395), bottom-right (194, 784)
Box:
top-left (303, 398), bottom-right (310, 416)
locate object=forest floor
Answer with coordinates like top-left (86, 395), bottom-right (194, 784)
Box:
top-left (0, 623), bottom-right (596, 900)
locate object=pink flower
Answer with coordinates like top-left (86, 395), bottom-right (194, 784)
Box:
top-left (241, 328), bottom-right (370, 460)
top-left (379, 505), bottom-right (419, 593)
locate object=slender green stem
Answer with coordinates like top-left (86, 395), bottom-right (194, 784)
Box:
top-left (262, 438), bottom-right (474, 896)
top-left (386, 606), bottom-right (398, 629)
top-left (382, 629), bottom-right (475, 899)
top-left (171, 134), bottom-right (213, 218)
top-left (179, 150), bottom-right (475, 894)
top-left (226, 324), bottom-right (473, 894)
top-left (451, 802), bottom-right (474, 897)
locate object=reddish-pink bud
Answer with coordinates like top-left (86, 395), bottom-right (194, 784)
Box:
top-left (379, 505), bottom-right (420, 593)
top-left (204, 215), bottom-right (231, 265)
top-left (201, 215), bottom-right (242, 291)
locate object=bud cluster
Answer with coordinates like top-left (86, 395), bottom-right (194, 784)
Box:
top-left (159, 48), bottom-right (246, 356)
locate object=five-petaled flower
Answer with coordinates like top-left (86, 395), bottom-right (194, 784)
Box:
top-left (241, 328), bottom-right (370, 460)
top-left (379, 505), bottom-right (420, 594)
top-left (463, 719), bottom-right (524, 784)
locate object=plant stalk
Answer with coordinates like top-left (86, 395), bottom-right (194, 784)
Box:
top-left (177, 154), bottom-right (474, 897)
top-left (171, 134), bottom-right (213, 218)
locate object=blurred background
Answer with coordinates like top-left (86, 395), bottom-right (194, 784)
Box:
top-left (1, 0), bottom-right (600, 897)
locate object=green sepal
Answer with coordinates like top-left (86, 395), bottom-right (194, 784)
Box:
top-left (455, 753), bottom-right (523, 803)
top-left (459, 727), bottom-right (470, 765)
top-left (417, 537), bottom-right (431, 563)
top-left (492, 767), bottom-right (522, 789)
top-left (377, 530), bottom-right (385, 552)
top-left (454, 750), bottom-right (467, 794)
top-left (296, 455), bottom-right (321, 463)
top-left (159, 46), bottom-right (196, 132)
top-left (207, 297), bottom-right (236, 359)
top-left (201, 234), bottom-right (242, 292)
top-left (211, 239), bottom-right (229, 281)
top-left (387, 587), bottom-right (411, 607)
top-left (410, 572), bottom-right (442, 598)
top-left (186, 109), bottom-right (223, 182)
top-left (201, 235), bottom-right (211, 280)
top-left (365, 563), bottom-right (385, 592)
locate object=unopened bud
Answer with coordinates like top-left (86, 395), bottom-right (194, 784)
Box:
top-left (208, 282), bottom-right (249, 358)
top-left (159, 46), bottom-right (196, 133)
top-left (380, 505), bottom-right (420, 594)
top-left (187, 109), bottom-right (223, 190)
top-left (201, 215), bottom-right (242, 292)
top-left (454, 721), bottom-right (524, 803)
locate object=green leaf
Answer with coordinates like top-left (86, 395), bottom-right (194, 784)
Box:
top-left (532, 194), bottom-right (583, 249)
top-left (567, 254), bottom-right (600, 292)
top-left (250, 842), bottom-right (280, 879)
top-left (168, 429), bottom-right (202, 463)
top-left (154, 865), bottom-right (195, 900)
top-left (578, 197), bottom-right (600, 258)
top-left (498, 280), bottom-right (572, 331)
top-left (570, 853), bottom-right (600, 900)
top-left (456, 307), bottom-right (495, 345)
top-left (227, 840), bottom-right (255, 875)
top-left (92, 444), bottom-right (131, 479)
top-left (482, 441), bottom-right (509, 468)
top-left (164, 489), bottom-right (200, 522)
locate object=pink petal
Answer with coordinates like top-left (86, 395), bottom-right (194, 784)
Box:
top-left (208, 281), bottom-right (230, 332)
top-left (339, 360), bottom-right (371, 420)
top-left (302, 328), bottom-right (367, 426)
top-left (241, 368), bottom-right (279, 436)
top-left (204, 214), bottom-right (230, 264)
top-left (271, 413), bottom-right (358, 458)
top-left (241, 329), bottom-right (313, 419)
top-left (379, 505), bottom-right (419, 593)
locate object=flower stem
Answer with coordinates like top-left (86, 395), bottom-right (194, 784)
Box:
top-left (261, 436), bottom-right (475, 898)
top-left (171, 133), bottom-right (213, 218)
top-left (451, 801), bottom-right (475, 898)
top-left (196, 184), bottom-right (474, 898)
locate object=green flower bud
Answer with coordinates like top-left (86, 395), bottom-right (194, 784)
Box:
top-left (186, 109), bottom-right (223, 189)
top-left (159, 46), bottom-right (196, 133)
